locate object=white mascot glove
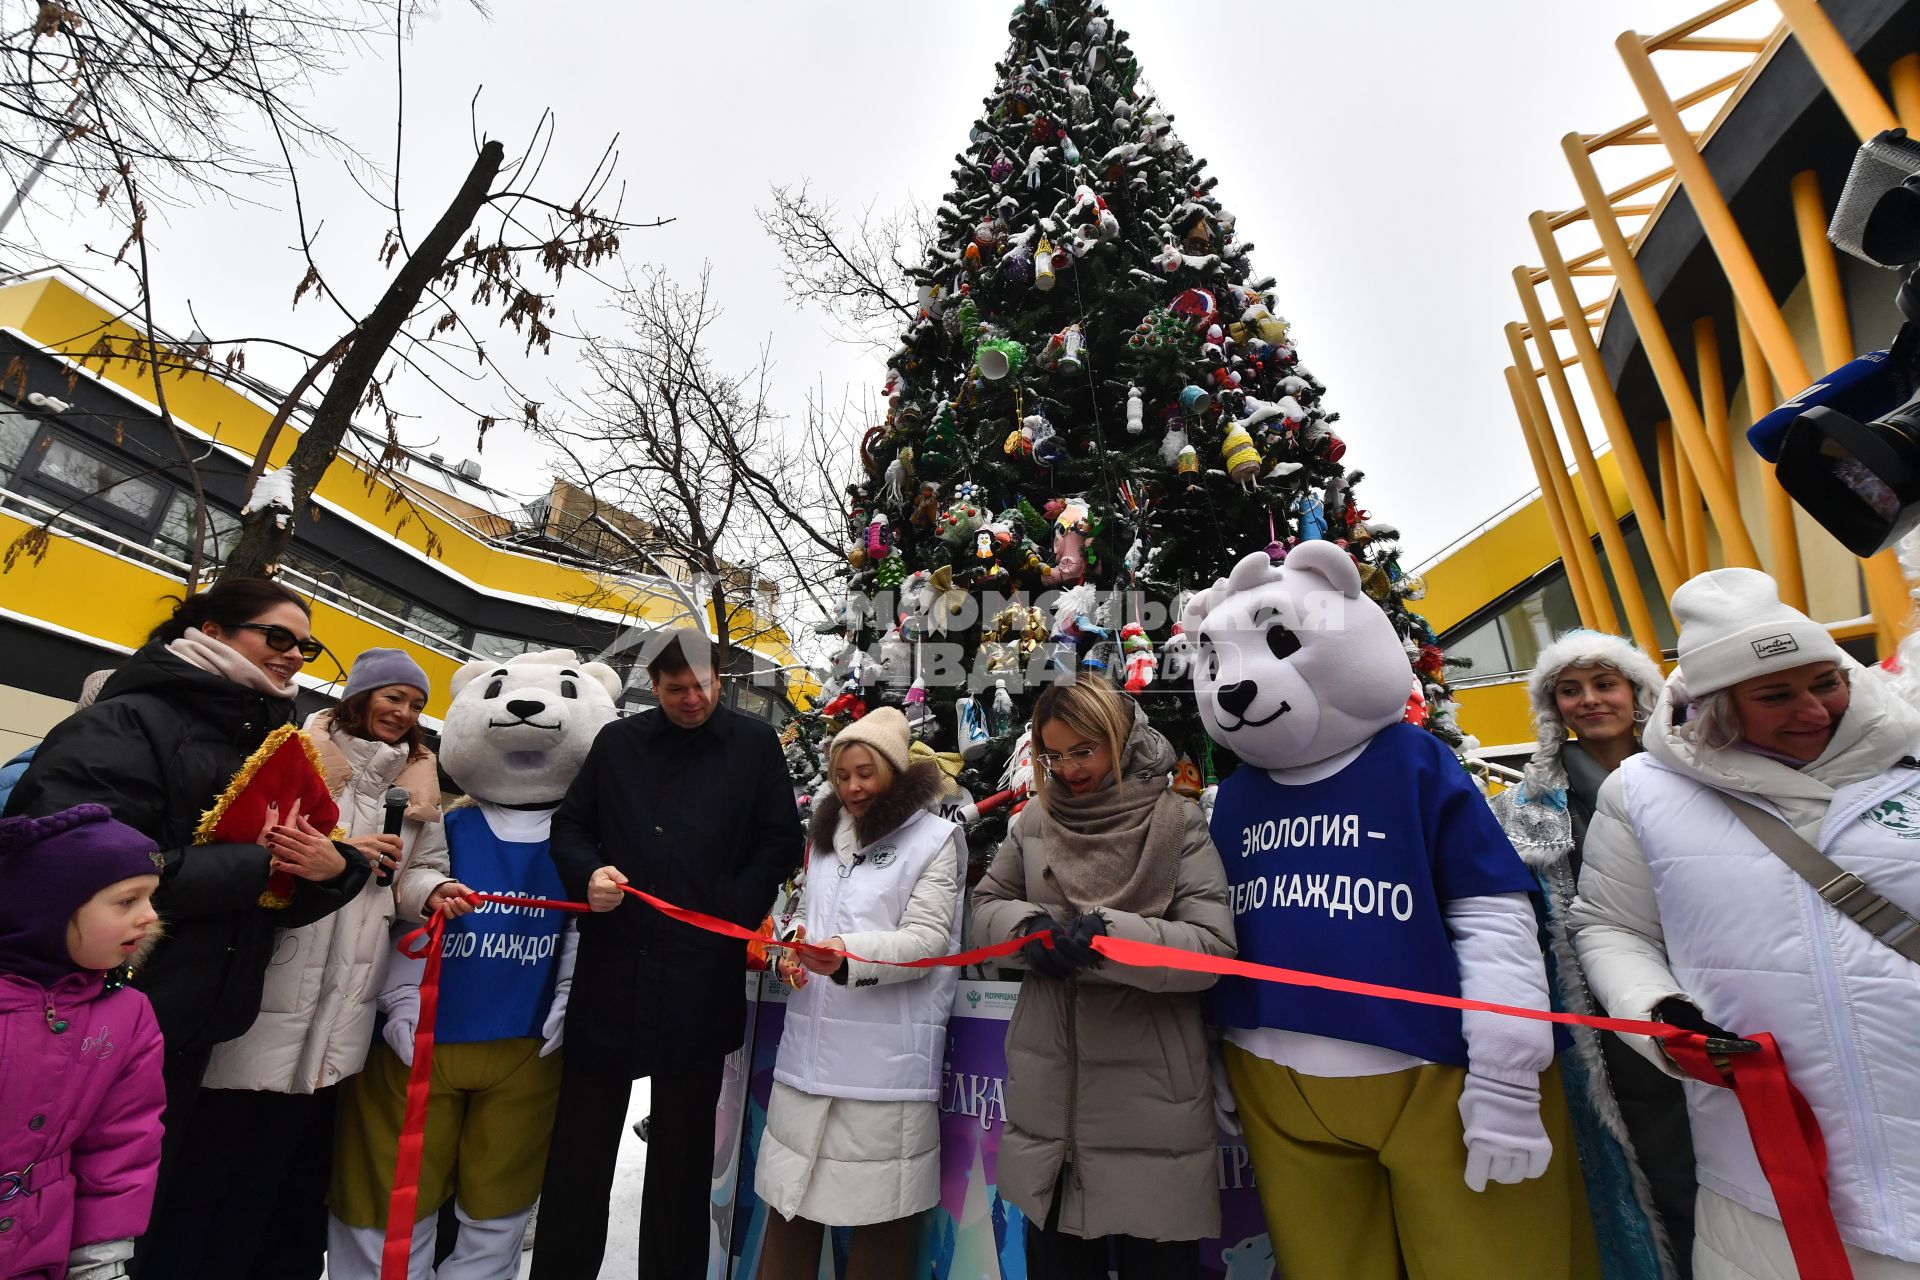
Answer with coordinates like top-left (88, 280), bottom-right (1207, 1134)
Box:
top-left (540, 927), bottom-right (581, 1058)
top-left (1457, 1072), bottom-right (1551, 1192)
top-left (1210, 1049), bottom-right (1241, 1137)
top-left (381, 984), bottom-right (421, 1067)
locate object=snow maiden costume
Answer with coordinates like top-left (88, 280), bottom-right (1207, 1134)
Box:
top-left (1187, 544), bottom-right (1599, 1279)
top-left (1489, 631), bottom-right (1689, 1280)
top-left (326, 651), bottom-right (619, 1280)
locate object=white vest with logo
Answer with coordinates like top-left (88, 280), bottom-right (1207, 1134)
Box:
top-left (774, 808), bottom-right (963, 1102)
top-left (1619, 752), bottom-right (1920, 1261)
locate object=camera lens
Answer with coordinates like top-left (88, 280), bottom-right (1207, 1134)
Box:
top-left (1775, 400), bottom-right (1920, 556)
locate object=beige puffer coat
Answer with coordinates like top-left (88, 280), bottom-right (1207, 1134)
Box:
top-left (970, 720), bottom-right (1236, 1243)
top-left (201, 711), bottom-right (451, 1093)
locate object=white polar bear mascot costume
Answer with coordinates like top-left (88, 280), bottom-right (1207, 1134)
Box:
top-left (1186, 544), bottom-right (1599, 1279)
top-left (328, 650), bottom-right (621, 1279)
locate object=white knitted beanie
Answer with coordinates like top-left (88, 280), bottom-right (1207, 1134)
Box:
top-left (1672, 568), bottom-right (1844, 697)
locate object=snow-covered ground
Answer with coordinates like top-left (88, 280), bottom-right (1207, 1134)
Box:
top-left (323, 1080), bottom-right (651, 1279)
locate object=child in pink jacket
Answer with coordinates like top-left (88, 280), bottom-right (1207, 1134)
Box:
top-left (0, 804), bottom-right (166, 1280)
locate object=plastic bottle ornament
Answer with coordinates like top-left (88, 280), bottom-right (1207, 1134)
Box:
top-left (1121, 622), bottom-right (1157, 693)
top-left (1125, 385), bottom-right (1144, 435)
top-left (936, 492), bottom-right (987, 546)
top-left (988, 154), bottom-right (1014, 183)
top-left (1179, 385), bottom-right (1213, 418)
top-left (1054, 324), bottom-right (1086, 375)
top-left (990, 679), bottom-right (1017, 737)
top-left (1403, 680), bottom-right (1429, 729)
top-left (1159, 423), bottom-right (1190, 467)
top-left (1398, 572), bottom-right (1428, 601)
top-left (1220, 424), bottom-right (1261, 486)
top-left (1034, 238), bottom-right (1057, 291)
top-left (915, 284), bottom-right (944, 323)
top-left (1060, 134), bottom-right (1081, 165)
top-left (1029, 413), bottom-right (1068, 467)
top-left (962, 242), bottom-right (982, 268)
top-left (1159, 622), bottom-right (1194, 680)
top-left (864, 513), bottom-right (892, 560)
top-left (976, 338), bottom-right (1025, 381)
top-left (956, 695), bottom-right (991, 761)
top-left (904, 678), bottom-right (934, 738)
top-left (1169, 287), bottom-right (1218, 329)
top-left (874, 554), bottom-right (907, 589)
top-left (1043, 500), bottom-right (1090, 586)
top-left (1001, 247), bottom-right (1034, 290)
top-left (1294, 492), bottom-right (1328, 541)
top-left (1176, 444), bottom-right (1200, 484)
top-left (1324, 433), bottom-right (1348, 463)
top-left (973, 221), bottom-right (999, 250)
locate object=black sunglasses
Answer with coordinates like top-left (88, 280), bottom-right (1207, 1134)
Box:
top-left (233, 622), bottom-right (325, 663)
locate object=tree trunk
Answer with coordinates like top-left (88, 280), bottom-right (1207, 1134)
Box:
top-left (219, 140), bottom-right (507, 583)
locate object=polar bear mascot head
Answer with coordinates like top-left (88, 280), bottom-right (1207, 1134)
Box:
top-left (439, 649), bottom-right (622, 804)
top-left (1183, 542), bottom-right (1410, 770)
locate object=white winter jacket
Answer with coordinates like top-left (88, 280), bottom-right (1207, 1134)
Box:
top-left (775, 803), bottom-right (964, 1102)
top-left (201, 712), bottom-right (451, 1094)
top-left (1570, 663), bottom-right (1920, 1263)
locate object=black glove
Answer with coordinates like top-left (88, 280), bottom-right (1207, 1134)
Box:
top-left (1653, 998), bottom-right (1738, 1043)
top-left (1055, 911), bottom-right (1107, 970)
top-left (1017, 913), bottom-right (1074, 979)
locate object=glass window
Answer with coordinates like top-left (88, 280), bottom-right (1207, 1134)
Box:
top-left (1443, 618), bottom-right (1509, 680)
top-left (29, 436), bottom-right (168, 527)
top-left (153, 493), bottom-right (241, 567)
top-left (470, 631), bottom-right (540, 661)
top-left (0, 408), bottom-right (38, 485)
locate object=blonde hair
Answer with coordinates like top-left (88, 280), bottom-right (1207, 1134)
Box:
top-left (827, 739), bottom-right (896, 800)
top-left (1029, 674), bottom-right (1131, 807)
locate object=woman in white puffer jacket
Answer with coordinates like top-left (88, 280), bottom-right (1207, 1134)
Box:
top-left (755, 707), bottom-right (965, 1280)
top-left (1571, 569), bottom-right (1920, 1279)
top-left (175, 649), bottom-right (472, 1277)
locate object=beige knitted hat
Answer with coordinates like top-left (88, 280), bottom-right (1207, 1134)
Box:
top-left (828, 706), bottom-right (911, 774)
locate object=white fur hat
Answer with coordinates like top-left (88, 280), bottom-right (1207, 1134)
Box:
top-left (1672, 568), bottom-right (1843, 698)
top-left (1519, 629), bottom-right (1666, 798)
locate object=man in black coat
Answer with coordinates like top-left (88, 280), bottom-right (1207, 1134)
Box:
top-left (533, 631), bottom-right (802, 1279)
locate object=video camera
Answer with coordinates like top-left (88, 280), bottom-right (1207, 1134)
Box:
top-left (1748, 128), bottom-right (1920, 557)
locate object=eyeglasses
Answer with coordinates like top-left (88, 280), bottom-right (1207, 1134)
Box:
top-left (233, 623), bottom-right (325, 663)
top-left (1035, 745), bottom-right (1102, 774)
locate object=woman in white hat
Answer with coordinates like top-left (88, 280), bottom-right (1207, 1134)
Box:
top-left (1491, 632), bottom-right (1690, 1279)
top-left (1571, 569), bottom-right (1920, 1278)
top-left (755, 707), bottom-right (966, 1280)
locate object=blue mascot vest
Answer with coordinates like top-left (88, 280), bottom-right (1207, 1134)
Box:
top-left (1207, 724), bottom-right (1535, 1066)
top-left (435, 806), bottom-right (567, 1044)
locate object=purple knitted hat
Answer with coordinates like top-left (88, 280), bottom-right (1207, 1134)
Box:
top-left (0, 804), bottom-right (163, 984)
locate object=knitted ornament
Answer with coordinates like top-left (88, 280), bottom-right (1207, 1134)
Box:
top-left (1220, 424), bottom-right (1261, 485)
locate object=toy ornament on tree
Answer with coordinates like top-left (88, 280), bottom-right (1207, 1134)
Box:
top-left (1186, 547), bottom-right (1596, 1279)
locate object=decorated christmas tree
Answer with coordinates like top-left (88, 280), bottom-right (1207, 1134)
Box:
top-left (801, 0), bottom-right (1459, 855)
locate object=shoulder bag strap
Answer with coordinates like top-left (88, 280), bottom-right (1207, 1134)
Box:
top-left (1719, 793), bottom-right (1920, 963)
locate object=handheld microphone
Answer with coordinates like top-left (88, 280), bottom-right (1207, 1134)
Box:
top-left (1747, 346), bottom-right (1911, 461)
top-left (379, 786), bottom-right (408, 887)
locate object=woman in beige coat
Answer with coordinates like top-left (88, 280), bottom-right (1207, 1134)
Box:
top-left (972, 675), bottom-right (1236, 1280)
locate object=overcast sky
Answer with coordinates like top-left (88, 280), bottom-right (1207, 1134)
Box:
top-left (8, 0), bottom-right (1775, 572)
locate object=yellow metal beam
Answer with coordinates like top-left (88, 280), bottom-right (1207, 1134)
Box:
top-left (1617, 36), bottom-right (1908, 649)
top-left (1655, 421), bottom-right (1684, 574)
top-left (1734, 305), bottom-right (1808, 611)
top-left (1892, 53), bottom-right (1920, 132)
top-left (1506, 365), bottom-right (1603, 629)
top-left (1695, 316), bottom-right (1735, 483)
top-left (1528, 209), bottom-right (1686, 601)
top-left (1560, 132), bottom-right (1762, 568)
top-left (1771, 0), bottom-right (1900, 139)
top-left (1792, 170), bottom-right (1855, 370)
top-left (1514, 270), bottom-right (1666, 656)
top-left (1506, 322), bottom-right (1620, 633)
top-left (1674, 423), bottom-right (1711, 577)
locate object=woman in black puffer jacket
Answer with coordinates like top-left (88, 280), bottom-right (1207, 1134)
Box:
top-left (5, 577), bottom-right (368, 1264)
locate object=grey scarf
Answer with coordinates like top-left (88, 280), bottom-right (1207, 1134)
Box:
top-left (1033, 704), bottom-right (1188, 917)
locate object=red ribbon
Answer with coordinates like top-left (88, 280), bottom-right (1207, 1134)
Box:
top-left (379, 893), bottom-right (589, 1280)
top-left (380, 887), bottom-right (1853, 1280)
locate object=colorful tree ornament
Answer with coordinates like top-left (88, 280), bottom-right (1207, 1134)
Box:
top-left (1121, 622), bottom-right (1157, 692)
